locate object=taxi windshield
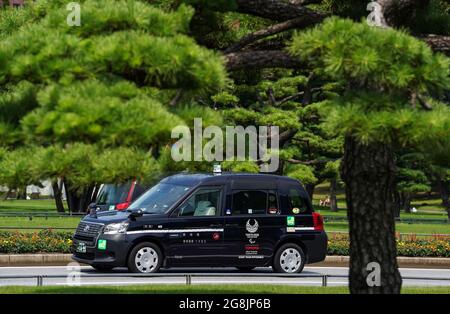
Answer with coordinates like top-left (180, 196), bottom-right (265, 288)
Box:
top-left (128, 183), bottom-right (191, 214)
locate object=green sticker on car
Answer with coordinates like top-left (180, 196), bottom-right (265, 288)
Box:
top-left (287, 216), bottom-right (295, 226)
top-left (98, 239), bottom-right (107, 250)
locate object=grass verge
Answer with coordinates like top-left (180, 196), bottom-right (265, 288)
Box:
top-left (0, 285), bottom-right (448, 294)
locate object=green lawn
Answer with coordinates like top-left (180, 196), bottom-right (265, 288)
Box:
top-left (325, 221), bottom-right (450, 234)
top-left (0, 199), bottom-right (60, 212)
top-left (313, 183), bottom-right (449, 218)
top-left (0, 216), bottom-right (80, 231)
top-left (0, 284), bottom-right (447, 294)
top-left (316, 207), bottom-right (448, 220)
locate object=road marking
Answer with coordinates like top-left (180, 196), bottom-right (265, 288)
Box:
top-left (51, 280), bottom-right (349, 286)
top-left (0, 266), bottom-right (92, 270)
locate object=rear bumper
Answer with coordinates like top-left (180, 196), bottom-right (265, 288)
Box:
top-left (304, 231), bottom-right (328, 264)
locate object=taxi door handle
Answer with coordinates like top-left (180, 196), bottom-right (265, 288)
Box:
top-left (209, 223), bottom-right (222, 227)
top-left (225, 223), bottom-right (239, 227)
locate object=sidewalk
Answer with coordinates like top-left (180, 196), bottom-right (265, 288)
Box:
top-left (1, 254), bottom-right (450, 268)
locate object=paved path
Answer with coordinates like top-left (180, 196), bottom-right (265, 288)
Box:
top-left (0, 266), bottom-right (450, 287)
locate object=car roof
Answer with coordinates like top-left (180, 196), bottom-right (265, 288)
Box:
top-left (160, 172), bottom-right (300, 187)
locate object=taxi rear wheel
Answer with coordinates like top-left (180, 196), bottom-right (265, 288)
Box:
top-left (128, 242), bottom-right (162, 273)
top-left (273, 243), bottom-right (305, 274)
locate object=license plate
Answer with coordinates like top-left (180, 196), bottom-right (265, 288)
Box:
top-left (76, 242), bottom-right (87, 253)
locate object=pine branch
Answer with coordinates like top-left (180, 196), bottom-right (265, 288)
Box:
top-left (287, 158), bottom-right (338, 165)
top-left (224, 16), bottom-right (325, 53)
top-left (169, 89), bottom-right (183, 106)
top-left (236, 0), bottom-right (326, 22)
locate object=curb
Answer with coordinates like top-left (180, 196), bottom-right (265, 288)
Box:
top-left (0, 254), bottom-right (73, 266)
top-left (1, 254), bottom-right (450, 268)
top-left (312, 256), bottom-right (450, 269)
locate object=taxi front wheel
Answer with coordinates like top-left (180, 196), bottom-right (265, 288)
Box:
top-left (273, 243), bottom-right (305, 274)
top-left (128, 242), bottom-right (163, 273)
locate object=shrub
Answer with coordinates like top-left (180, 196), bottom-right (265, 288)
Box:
top-left (0, 230), bottom-right (72, 254)
top-left (328, 233), bottom-right (450, 257)
top-left (0, 230), bottom-right (449, 257)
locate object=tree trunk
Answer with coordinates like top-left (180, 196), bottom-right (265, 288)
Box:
top-left (341, 136), bottom-right (402, 294)
top-left (305, 184), bottom-right (315, 200)
top-left (16, 188), bottom-right (26, 200)
top-left (393, 191), bottom-right (401, 218)
top-left (330, 178), bottom-right (338, 212)
top-left (439, 181), bottom-right (450, 220)
top-left (402, 192), bottom-right (411, 214)
top-left (2, 189), bottom-right (10, 200)
top-left (65, 182), bottom-right (96, 213)
top-left (65, 181), bottom-right (80, 213)
top-left (439, 180), bottom-right (449, 208)
top-left (51, 180), bottom-right (65, 213)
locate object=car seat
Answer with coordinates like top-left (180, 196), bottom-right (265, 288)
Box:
top-left (194, 200), bottom-right (216, 216)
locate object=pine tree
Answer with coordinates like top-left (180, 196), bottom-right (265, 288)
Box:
top-left (290, 17), bottom-right (450, 294)
top-left (0, 0), bottom-right (226, 211)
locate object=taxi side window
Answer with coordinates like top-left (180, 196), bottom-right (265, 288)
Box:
top-left (178, 188), bottom-right (221, 217)
top-left (287, 188), bottom-right (308, 214)
top-left (231, 190), bottom-right (279, 215)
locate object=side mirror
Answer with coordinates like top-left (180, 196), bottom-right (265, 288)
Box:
top-left (87, 202), bottom-right (97, 217)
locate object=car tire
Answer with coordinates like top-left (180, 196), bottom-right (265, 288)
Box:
top-left (236, 266), bottom-right (255, 272)
top-left (273, 243), bottom-right (305, 274)
top-left (92, 265), bottom-right (114, 272)
top-left (128, 242), bottom-right (162, 273)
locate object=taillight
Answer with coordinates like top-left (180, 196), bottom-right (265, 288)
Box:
top-left (115, 202), bottom-right (130, 211)
top-left (312, 212), bottom-right (324, 231)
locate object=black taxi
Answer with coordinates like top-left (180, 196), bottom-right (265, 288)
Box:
top-left (72, 173), bottom-right (328, 273)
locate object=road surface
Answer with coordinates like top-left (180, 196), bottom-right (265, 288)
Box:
top-left (0, 266), bottom-right (450, 287)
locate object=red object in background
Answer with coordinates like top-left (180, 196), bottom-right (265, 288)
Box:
top-left (312, 212), bottom-right (324, 231)
top-left (212, 233), bottom-right (220, 241)
top-left (115, 181), bottom-right (136, 211)
top-left (115, 202), bottom-right (130, 211)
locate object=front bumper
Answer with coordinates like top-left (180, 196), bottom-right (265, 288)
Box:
top-left (71, 234), bottom-right (130, 267)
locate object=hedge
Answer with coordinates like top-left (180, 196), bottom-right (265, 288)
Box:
top-left (0, 230), bottom-right (72, 254)
top-left (0, 230), bottom-right (450, 257)
top-left (328, 233), bottom-right (450, 258)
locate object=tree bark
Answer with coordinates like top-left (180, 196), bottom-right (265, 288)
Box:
top-left (378, 0), bottom-right (430, 27)
top-left (420, 35), bottom-right (450, 56)
top-left (341, 136), bottom-right (402, 294)
top-left (225, 50), bottom-right (302, 70)
top-left (330, 178), bottom-right (338, 212)
top-left (51, 180), bottom-right (65, 213)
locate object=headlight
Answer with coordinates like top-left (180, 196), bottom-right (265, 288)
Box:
top-left (103, 222), bottom-right (129, 234)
